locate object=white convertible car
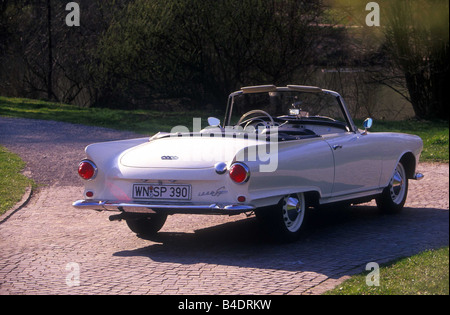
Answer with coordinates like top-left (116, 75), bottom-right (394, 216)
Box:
top-left (73, 85), bottom-right (424, 241)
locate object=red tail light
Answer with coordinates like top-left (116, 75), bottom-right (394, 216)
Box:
top-left (229, 162), bottom-right (250, 184)
top-left (78, 160), bottom-right (97, 180)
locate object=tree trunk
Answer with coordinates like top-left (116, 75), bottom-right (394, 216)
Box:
top-left (46, 0), bottom-right (53, 100)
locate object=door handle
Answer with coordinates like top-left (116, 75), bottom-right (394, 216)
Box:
top-left (332, 144), bottom-right (343, 150)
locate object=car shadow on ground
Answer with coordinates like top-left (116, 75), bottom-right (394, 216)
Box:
top-left (113, 205), bottom-right (449, 274)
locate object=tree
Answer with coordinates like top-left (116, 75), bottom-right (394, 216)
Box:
top-left (95, 0), bottom-right (335, 109)
top-left (382, 0), bottom-right (449, 120)
top-left (0, 0), bottom-right (122, 106)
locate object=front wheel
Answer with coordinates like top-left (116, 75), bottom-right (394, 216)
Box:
top-left (376, 162), bottom-right (408, 213)
top-left (125, 213), bottom-right (167, 237)
top-left (256, 193), bottom-right (307, 242)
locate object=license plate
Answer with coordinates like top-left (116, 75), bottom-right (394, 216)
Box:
top-left (132, 184), bottom-right (191, 200)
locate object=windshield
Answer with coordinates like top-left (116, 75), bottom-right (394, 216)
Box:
top-left (227, 91), bottom-right (348, 126)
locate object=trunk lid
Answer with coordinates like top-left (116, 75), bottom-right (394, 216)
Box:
top-left (119, 135), bottom-right (263, 169)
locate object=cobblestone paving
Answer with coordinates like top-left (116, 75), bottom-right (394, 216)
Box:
top-left (0, 117), bottom-right (448, 295)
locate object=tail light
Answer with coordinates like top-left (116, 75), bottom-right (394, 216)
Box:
top-left (78, 160), bottom-right (97, 180)
top-left (229, 162), bottom-right (250, 184)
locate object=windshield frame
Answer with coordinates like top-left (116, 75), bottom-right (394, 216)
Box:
top-left (224, 86), bottom-right (357, 133)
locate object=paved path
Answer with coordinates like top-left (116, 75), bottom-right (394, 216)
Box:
top-left (0, 117), bottom-right (448, 295)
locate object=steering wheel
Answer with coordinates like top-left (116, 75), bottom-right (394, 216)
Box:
top-left (236, 110), bottom-right (275, 130)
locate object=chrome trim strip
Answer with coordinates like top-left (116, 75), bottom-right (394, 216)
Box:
top-left (72, 200), bottom-right (255, 214)
top-left (319, 188), bottom-right (384, 204)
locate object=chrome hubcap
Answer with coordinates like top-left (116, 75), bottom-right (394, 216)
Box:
top-left (389, 164), bottom-right (406, 204)
top-left (282, 193), bottom-right (305, 232)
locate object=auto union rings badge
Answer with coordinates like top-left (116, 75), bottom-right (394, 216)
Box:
top-left (161, 155), bottom-right (179, 160)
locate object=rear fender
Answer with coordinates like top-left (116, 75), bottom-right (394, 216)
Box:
top-left (85, 137), bottom-right (149, 167)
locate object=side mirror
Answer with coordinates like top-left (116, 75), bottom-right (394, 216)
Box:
top-left (362, 118), bottom-right (373, 135)
top-left (363, 118), bottom-right (373, 129)
top-left (207, 117), bottom-right (221, 127)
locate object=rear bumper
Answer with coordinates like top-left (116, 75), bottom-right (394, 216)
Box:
top-left (72, 199), bottom-right (255, 215)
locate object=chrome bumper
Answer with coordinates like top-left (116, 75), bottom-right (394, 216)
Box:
top-left (413, 172), bottom-right (424, 180)
top-left (72, 200), bottom-right (255, 215)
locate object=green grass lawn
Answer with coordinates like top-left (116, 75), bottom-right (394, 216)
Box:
top-left (0, 146), bottom-right (34, 216)
top-left (0, 96), bottom-right (217, 135)
top-left (326, 247), bottom-right (449, 295)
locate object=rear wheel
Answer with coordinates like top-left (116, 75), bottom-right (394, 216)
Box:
top-left (125, 213), bottom-right (167, 236)
top-left (256, 193), bottom-right (307, 242)
top-left (376, 161), bottom-right (408, 213)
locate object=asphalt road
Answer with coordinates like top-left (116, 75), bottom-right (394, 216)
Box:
top-left (0, 117), bottom-right (448, 295)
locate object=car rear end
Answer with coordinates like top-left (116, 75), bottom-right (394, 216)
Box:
top-left (73, 136), bottom-right (259, 216)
